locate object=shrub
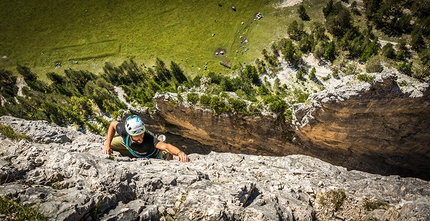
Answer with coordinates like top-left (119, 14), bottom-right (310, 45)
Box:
top-left (210, 96), bottom-right (231, 114)
top-left (263, 95), bottom-right (287, 113)
top-left (363, 198), bottom-right (388, 211)
top-left (298, 5), bottom-right (310, 21)
top-left (332, 69), bottom-right (340, 79)
top-left (284, 109), bottom-right (293, 123)
top-left (228, 98), bottom-right (248, 115)
top-left (293, 88), bottom-right (309, 103)
top-left (357, 74), bottom-right (375, 83)
top-left (381, 43), bottom-right (396, 59)
top-left (296, 69), bottom-right (304, 80)
top-left (0, 196), bottom-right (46, 220)
top-left (318, 189), bottom-right (346, 211)
top-left (0, 124), bottom-right (32, 141)
top-left (199, 94), bottom-right (211, 106)
top-left (309, 67), bottom-right (317, 81)
top-left (397, 61), bottom-right (413, 76)
top-left (366, 56), bottom-right (384, 73)
top-left (187, 92), bottom-right (199, 104)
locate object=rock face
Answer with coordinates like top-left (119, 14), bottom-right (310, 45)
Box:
top-left (153, 71), bottom-right (430, 181)
top-left (0, 116), bottom-right (429, 220)
top-left (293, 72), bottom-right (430, 180)
top-left (152, 93), bottom-right (300, 156)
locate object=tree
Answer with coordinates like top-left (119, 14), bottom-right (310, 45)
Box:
top-left (299, 34), bottom-right (313, 53)
top-left (381, 43), bottom-right (396, 59)
top-left (66, 69), bottom-right (96, 95)
top-left (263, 95), bottom-right (287, 113)
top-left (325, 3), bottom-right (352, 37)
top-left (170, 61), bottom-right (188, 84)
top-left (323, 0), bottom-right (334, 18)
top-left (313, 23), bottom-right (328, 42)
top-left (120, 60), bottom-right (143, 83)
top-left (282, 39), bottom-right (302, 67)
top-left (71, 96), bottom-right (93, 117)
top-left (397, 61), bottom-right (412, 76)
top-left (273, 78), bottom-right (281, 93)
top-left (313, 41), bottom-right (326, 61)
top-left (219, 77), bottom-right (234, 92)
top-left (415, 48), bottom-right (430, 81)
top-left (283, 39), bottom-right (295, 63)
top-left (410, 28), bottom-right (425, 51)
top-left (361, 37), bottom-right (380, 61)
top-left (17, 66), bottom-right (50, 93)
top-left (154, 58), bottom-right (172, 84)
top-left (363, 0), bottom-right (382, 19)
top-left (323, 41), bottom-right (336, 62)
top-left (229, 98), bottom-right (247, 115)
top-left (287, 20), bottom-right (304, 41)
top-left (296, 69), bottom-right (304, 80)
top-left (199, 94), bottom-right (211, 106)
top-left (17, 65), bottom-right (36, 82)
top-left (0, 69), bottom-right (18, 102)
top-left (309, 67), bottom-right (317, 82)
top-left (257, 84), bottom-right (269, 95)
top-left (298, 5), bottom-right (310, 21)
top-left (241, 65), bottom-right (260, 86)
top-left (210, 96), bottom-right (231, 114)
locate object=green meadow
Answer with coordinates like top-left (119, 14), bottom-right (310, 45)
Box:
top-left (0, 0), bottom-right (327, 78)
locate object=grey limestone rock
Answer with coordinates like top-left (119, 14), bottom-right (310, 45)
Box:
top-left (0, 116), bottom-right (429, 220)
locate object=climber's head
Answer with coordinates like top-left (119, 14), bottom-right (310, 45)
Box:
top-left (125, 115), bottom-right (146, 136)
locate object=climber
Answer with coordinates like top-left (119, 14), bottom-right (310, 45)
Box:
top-left (102, 115), bottom-right (189, 162)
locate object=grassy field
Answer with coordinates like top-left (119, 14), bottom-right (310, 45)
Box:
top-left (0, 0), bottom-right (328, 79)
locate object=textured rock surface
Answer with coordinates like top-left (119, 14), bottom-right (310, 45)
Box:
top-left (293, 72), bottom-right (430, 180)
top-left (152, 93), bottom-right (300, 156)
top-left (153, 71), bottom-right (430, 180)
top-left (1, 116), bottom-right (429, 220)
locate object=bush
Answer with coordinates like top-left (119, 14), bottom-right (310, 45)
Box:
top-left (381, 43), bottom-right (396, 59)
top-left (296, 69), bottom-right (304, 80)
top-left (0, 124), bottom-right (32, 141)
top-left (357, 74), bottom-right (375, 83)
top-left (210, 96), bottom-right (231, 114)
top-left (365, 56), bottom-right (384, 73)
top-left (293, 88), bottom-right (309, 103)
top-left (199, 94), bottom-right (211, 106)
top-left (228, 98), bottom-right (248, 115)
top-left (309, 67), bottom-right (317, 82)
top-left (318, 189), bottom-right (346, 211)
top-left (363, 198), bottom-right (388, 211)
top-left (187, 93), bottom-right (199, 104)
top-left (298, 5), bottom-right (310, 21)
top-left (263, 95), bottom-right (287, 113)
top-left (397, 61), bottom-right (413, 76)
top-left (284, 109), bottom-right (293, 123)
top-left (0, 196), bottom-right (46, 220)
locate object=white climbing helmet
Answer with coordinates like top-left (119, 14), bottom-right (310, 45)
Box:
top-left (125, 115), bottom-right (146, 136)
